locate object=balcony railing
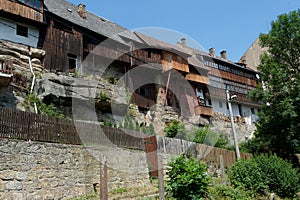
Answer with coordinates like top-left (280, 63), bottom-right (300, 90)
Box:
top-left (194, 105), bottom-right (213, 116)
top-left (186, 73), bottom-right (210, 85)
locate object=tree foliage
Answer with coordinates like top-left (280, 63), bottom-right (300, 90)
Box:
top-left (228, 155), bottom-right (300, 198)
top-left (249, 9), bottom-right (300, 159)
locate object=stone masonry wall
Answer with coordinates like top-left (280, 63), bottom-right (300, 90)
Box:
top-left (0, 139), bottom-right (149, 200)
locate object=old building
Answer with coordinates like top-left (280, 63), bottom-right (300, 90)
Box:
top-left (0, 0), bottom-right (44, 47)
top-left (177, 42), bottom-right (261, 123)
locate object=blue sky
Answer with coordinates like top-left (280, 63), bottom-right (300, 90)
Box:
top-left (68, 0), bottom-right (300, 62)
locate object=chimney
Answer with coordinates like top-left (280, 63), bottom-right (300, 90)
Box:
top-left (77, 4), bottom-right (87, 19)
top-left (181, 38), bottom-right (186, 46)
top-left (220, 50), bottom-right (227, 60)
top-left (209, 48), bottom-right (215, 57)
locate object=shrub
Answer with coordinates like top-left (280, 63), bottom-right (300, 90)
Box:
top-left (208, 184), bottom-right (255, 200)
top-left (164, 120), bottom-right (185, 138)
top-left (228, 154), bottom-right (300, 198)
top-left (187, 126), bottom-right (228, 148)
top-left (24, 94), bottom-right (64, 118)
top-left (254, 154), bottom-right (300, 198)
top-left (228, 158), bottom-right (268, 193)
top-left (166, 155), bottom-right (209, 200)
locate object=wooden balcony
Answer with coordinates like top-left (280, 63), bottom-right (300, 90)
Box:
top-left (132, 93), bottom-right (156, 109)
top-left (186, 73), bottom-right (210, 85)
top-left (0, 0), bottom-right (43, 23)
top-left (194, 105), bottom-right (213, 116)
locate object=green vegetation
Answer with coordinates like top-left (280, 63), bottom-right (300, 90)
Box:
top-left (164, 120), bottom-right (229, 148)
top-left (228, 154), bottom-right (300, 198)
top-left (102, 115), bottom-right (156, 135)
top-left (249, 9), bottom-right (300, 160)
top-left (23, 94), bottom-right (64, 118)
top-left (208, 184), bottom-right (255, 200)
top-left (164, 120), bottom-right (185, 138)
top-left (187, 126), bottom-right (228, 149)
top-left (99, 91), bottom-right (109, 101)
top-left (166, 155), bottom-right (210, 200)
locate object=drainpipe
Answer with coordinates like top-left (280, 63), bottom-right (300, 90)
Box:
top-left (28, 50), bottom-right (38, 114)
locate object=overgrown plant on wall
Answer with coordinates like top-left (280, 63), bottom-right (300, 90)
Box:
top-left (164, 120), bottom-right (229, 148)
top-left (23, 94), bottom-right (64, 118)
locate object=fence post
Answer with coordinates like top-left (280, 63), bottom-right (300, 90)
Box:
top-left (100, 156), bottom-right (108, 200)
top-left (158, 154), bottom-right (165, 200)
top-left (220, 154), bottom-right (226, 185)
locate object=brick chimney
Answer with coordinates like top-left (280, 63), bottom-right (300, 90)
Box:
top-left (77, 4), bottom-right (87, 19)
top-left (220, 50), bottom-right (227, 60)
top-left (181, 38), bottom-right (186, 46)
top-left (209, 48), bottom-right (215, 57)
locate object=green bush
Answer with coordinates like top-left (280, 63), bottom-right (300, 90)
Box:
top-left (228, 158), bottom-right (268, 193)
top-left (166, 155), bottom-right (209, 200)
top-left (208, 184), bottom-right (255, 200)
top-left (164, 120), bottom-right (185, 138)
top-left (254, 154), bottom-right (300, 198)
top-left (228, 154), bottom-right (300, 198)
top-left (186, 126), bottom-right (228, 148)
top-left (24, 94), bottom-right (64, 118)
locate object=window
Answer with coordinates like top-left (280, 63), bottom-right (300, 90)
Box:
top-left (17, 0), bottom-right (42, 10)
top-left (16, 24), bottom-right (28, 37)
top-left (67, 53), bottom-right (77, 71)
top-left (219, 102), bottom-right (223, 108)
top-left (137, 87), bottom-right (149, 97)
top-left (148, 50), bottom-right (152, 59)
top-left (251, 108), bottom-right (255, 114)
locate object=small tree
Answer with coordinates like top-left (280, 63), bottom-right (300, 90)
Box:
top-left (166, 155), bottom-right (210, 200)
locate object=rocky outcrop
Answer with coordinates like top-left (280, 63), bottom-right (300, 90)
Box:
top-left (0, 40), bottom-right (45, 110)
top-left (211, 112), bottom-right (256, 145)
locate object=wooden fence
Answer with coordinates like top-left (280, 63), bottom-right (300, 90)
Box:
top-left (156, 136), bottom-right (252, 168)
top-left (0, 107), bottom-right (251, 171)
top-left (0, 107), bottom-right (146, 150)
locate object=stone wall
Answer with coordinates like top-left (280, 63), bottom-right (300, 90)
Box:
top-left (0, 139), bottom-right (150, 200)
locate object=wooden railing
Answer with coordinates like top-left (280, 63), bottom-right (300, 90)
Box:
top-left (186, 73), bottom-right (210, 85)
top-left (194, 105), bottom-right (213, 116)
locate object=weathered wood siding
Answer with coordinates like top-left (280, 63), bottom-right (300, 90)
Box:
top-left (209, 86), bottom-right (255, 103)
top-left (132, 49), bottom-right (161, 66)
top-left (209, 68), bottom-right (257, 87)
top-left (186, 73), bottom-right (210, 85)
top-left (83, 36), bottom-right (130, 63)
top-left (162, 51), bottom-right (189, 72)
top-left (43, 19), bottom-right (83, 71)
top-left (0, 0), bottom-right (43, 22)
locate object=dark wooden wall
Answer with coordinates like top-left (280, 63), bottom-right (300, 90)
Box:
top-left (42, 18), bottom-right (83, 72)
